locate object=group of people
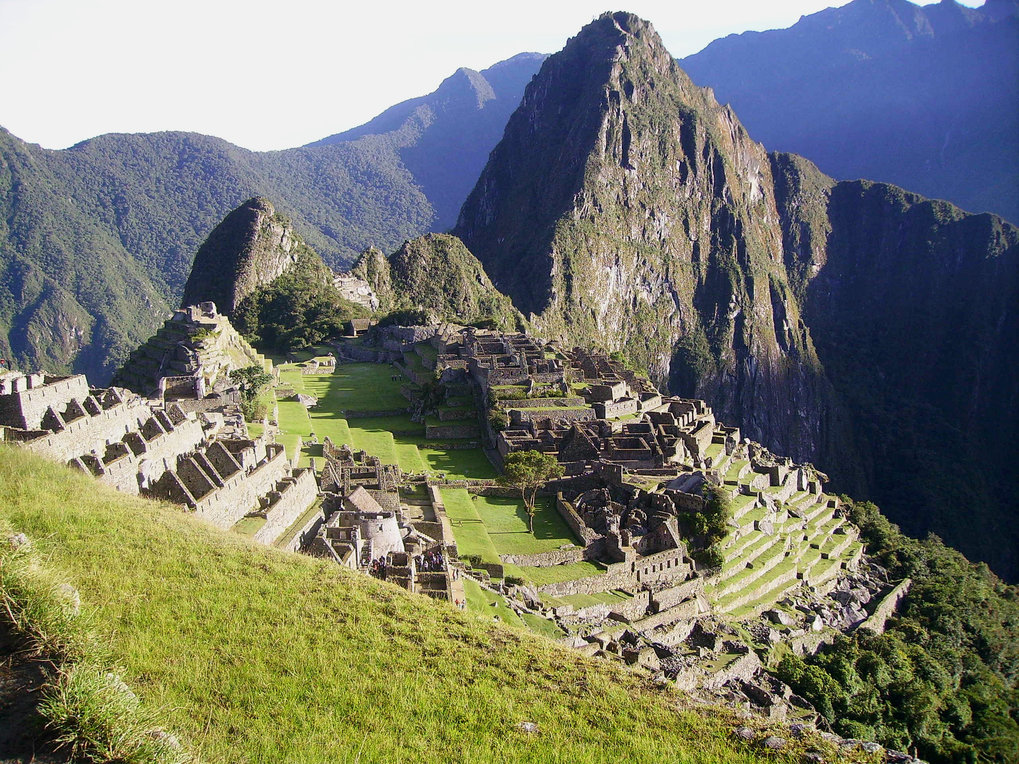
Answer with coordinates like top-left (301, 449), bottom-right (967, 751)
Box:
top-left (368, 557), bottom-right (389, 580)
top-left (415, 550), bottom-right (444, 572)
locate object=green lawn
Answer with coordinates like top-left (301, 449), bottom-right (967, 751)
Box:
top-left (440, 488), bottom-right (502, 565)
top-left (418, 446), bottom-right (497, 480)
top-left (462, 577), bottom-right (525, 627)
top-left (472, 496), bottom-right (581, 556)
top-left (231, 515), bottom-right (266, 537)
top-left (270, 364), bottom-right (602, 588)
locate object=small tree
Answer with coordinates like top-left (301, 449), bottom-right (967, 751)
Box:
top-left (229, 365), bottom-right (274, 420)
top-left (499, 450), bottom-right (564, 534)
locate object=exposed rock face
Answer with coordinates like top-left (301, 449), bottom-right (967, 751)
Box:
top-left (351, 234), bottom-right (522, 330)
top-left (774, 158), bottom-right (1019, 577)
top-left (455, 12), bottom-right (1019, 579)
top-left (455, 12), bottom-right (840, 463)
top-left (181, 198), bottom-right (302, 315)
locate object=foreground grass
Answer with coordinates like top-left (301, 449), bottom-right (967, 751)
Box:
top-left (0, 447), bottom-right (782, 764)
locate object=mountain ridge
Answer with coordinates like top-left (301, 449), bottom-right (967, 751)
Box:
top-left (0, 53), bottom-right (543, 381)
top-left (680, 0), bottom-right (1019, 223)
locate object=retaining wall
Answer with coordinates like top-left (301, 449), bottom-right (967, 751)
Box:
top-left (253, 469), bottom-right (318, 545)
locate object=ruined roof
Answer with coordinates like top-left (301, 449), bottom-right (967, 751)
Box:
top-left (345, 485), bottom-right (385, 514)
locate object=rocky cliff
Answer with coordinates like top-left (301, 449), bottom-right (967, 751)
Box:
top-left (180, 198), bottom-right (365, 352)
top-left (455, 12), bottom-right (1019, 578)
top-left (351, 234), bottom-right (522, 330)
top-left (181, 197), bottom-right (303, 315)
top-left (455, 12), bottom-right (842, 464)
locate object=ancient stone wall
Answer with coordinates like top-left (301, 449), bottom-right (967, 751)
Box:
top-left (252, 469), bottom-right (318, 545)
top-left (499, 547), bottom-right (586, 567)
top-left (555, 494), bottom-right (601, 545)
top-left (193, 445), bottom-right (290, 529)
top-left (510, 408), bottom-right (594, 426)
top-left (21, 396), bottom-right (151, 462)
top-left (495, 396), bottom-right (586, 410)
top-left (595, 398), bottom-right (639, 419)
top-left (650, 578), bottom-right (704, 612)
top-left (0, 374), bottom-right (90, 430)
top-left (425, 422), bottom-right (480, 440)
top-left (85, 417), bottom-right (207, 494)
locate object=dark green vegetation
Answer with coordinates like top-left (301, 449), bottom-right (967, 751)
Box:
top-left (352, 234), bottom-right (523, 330)
top-left (183, 197), bottom-right (367, 352)
top-left (227, 365), bottom-right (273, 420)
top-left (0, 445), bottom-right (808, 764)
top-left (0, 54), bottom-right (543, 381)
top-left (687, 483), bottom-right (733, 569)
top-left (455, 12), bottom-right (1019, 580)
top-left (681, 0), bottom-right (1019, 224)
top-left (776, 498), bottom-right (1019, 763)
top-left (232, 250), bottom-right (366, 353)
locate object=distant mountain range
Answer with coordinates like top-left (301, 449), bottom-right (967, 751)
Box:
top-left (0, 54), bottom-right (543, 380)
top-left (681, 0), bottom-right (1019, 223)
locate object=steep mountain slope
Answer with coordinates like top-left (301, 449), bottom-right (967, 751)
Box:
top-left (179, 197), bottom-right (365, 352)
top-left (312, 53), bottom-right (545, 231)
top-left (455, 12), bottom-right (846, 466)
top-left (0, 54), bottom-right (541, 382)
top-left (352, 234), bottom-right (523, 330)
top-left (681, 0), bottom-right (1019, 224)
top-left (455, 12), bottom-right (1019, 579)
top-left (182, 197), bottom-right (307, 315)
top-left (773, 155), bottom-right (1019, 577)
top-left (0, 129), bottom-right (428, 381)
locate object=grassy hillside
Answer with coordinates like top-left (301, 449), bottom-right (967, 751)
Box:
top-left (0, 445), bottom-right (812, 764)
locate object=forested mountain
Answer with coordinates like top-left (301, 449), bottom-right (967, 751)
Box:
top-left (0, 54), bottom-right (542, 381)
top-left (454, 12), bottom-right (1019, 580)
top-left (680, 0), bottom-right (1019, 223)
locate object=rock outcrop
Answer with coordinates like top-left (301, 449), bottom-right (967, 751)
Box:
top-left (351, 234), bottom-right (523, 330)
top-left (181, 197), bottom-right (303, 316)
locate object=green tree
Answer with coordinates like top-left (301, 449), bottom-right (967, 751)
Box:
top-left (229, 365), bottom-right (273, 420)
top-left (498, 450), bottom-right (564, 534)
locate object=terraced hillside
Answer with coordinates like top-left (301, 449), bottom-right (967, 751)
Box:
top-left (706, 447), bottom-right (864, 619)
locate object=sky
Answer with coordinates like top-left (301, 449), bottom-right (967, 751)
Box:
top-left (0, 0), bottom-right (985, 152)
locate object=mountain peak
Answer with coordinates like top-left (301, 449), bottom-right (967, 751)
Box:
top-left (181, 197), bottom-right (304, 316)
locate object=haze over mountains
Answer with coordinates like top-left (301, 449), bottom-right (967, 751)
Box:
top-left (0, 53), bottom-right (542, 380)
top-left (681, 0), bottom-right (1019, 223)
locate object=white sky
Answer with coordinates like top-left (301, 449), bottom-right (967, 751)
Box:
top-left (0, 0), bottom-right (984, 151)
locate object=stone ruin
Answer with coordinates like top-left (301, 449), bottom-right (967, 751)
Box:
top-left (1, 355), bottom-right (316, 548)
top-left (311, 441), bottom-right (461, 602)
top-left (113, 302), bottom-right (266, 398)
